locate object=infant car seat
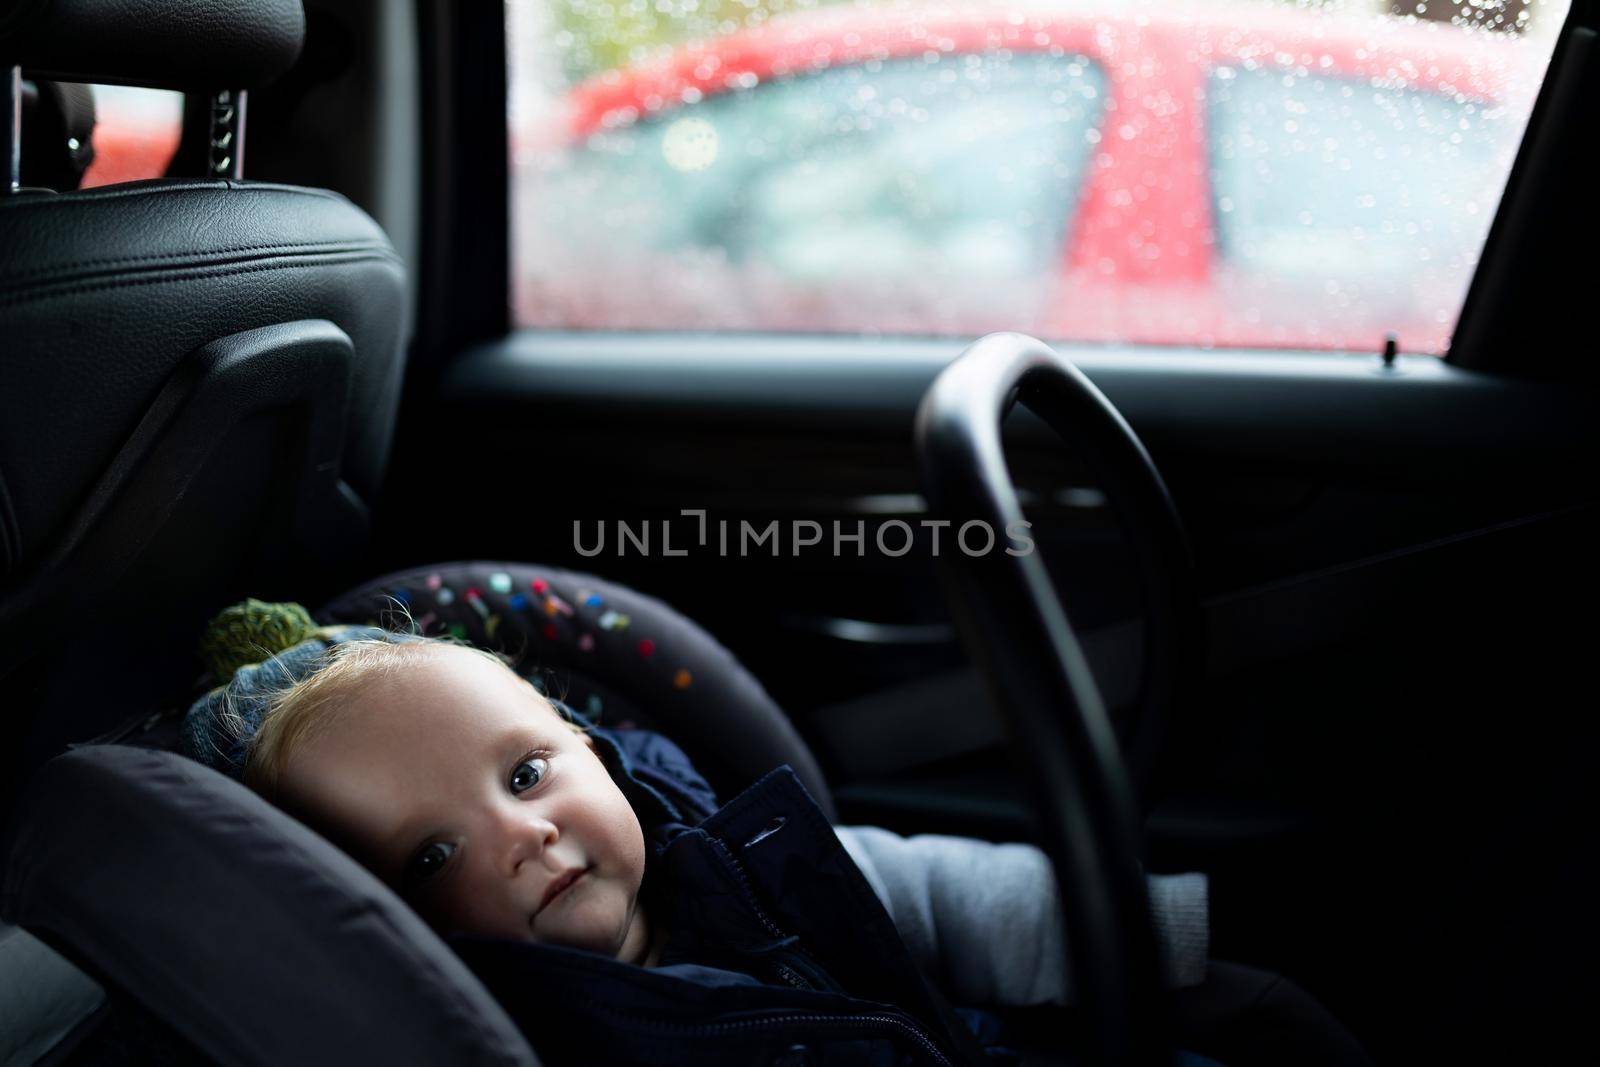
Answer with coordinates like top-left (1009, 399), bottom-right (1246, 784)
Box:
top-left (0, 563), bottom-right (843, 1065)
top-left (2, 561), bottom-right (1374, 1067)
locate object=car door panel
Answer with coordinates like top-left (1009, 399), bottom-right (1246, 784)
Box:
top-left (382, 335), bottom-right (1598, 859)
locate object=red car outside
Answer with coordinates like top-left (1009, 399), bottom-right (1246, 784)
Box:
top-left (513, 2), bottom-right (1545, 352)
top-left (79, 85), bottom-right (183, 188)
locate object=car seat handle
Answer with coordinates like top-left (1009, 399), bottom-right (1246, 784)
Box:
top-left (916, 331), bottom-right (1186, 1067)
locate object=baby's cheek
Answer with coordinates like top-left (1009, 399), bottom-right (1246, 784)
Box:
top-left (590, 787), bottom-right (645, 866)
top-left (618, 812), bottom-right (647, 889)
top-left (589, 878), bottom-right (641, 954)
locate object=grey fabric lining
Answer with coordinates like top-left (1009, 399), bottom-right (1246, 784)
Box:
top-left (835, 824), bottom-right (1209, 1006)
top-left (0, 921), bottom-right (104, 1067)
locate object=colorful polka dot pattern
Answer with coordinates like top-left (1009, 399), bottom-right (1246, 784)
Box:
top-left (365, 568), bottom-right (695, 705)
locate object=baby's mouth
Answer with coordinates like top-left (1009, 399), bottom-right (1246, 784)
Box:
top-left (536, 865), bottom-right (590, 915)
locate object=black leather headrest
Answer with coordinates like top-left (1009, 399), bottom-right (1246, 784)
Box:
top-left (0, 0), bottom-right (304, 91)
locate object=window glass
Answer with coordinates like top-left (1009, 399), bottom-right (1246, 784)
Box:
top-left (81, 85), bottom-right (184, 188)
top-left (517, 53), bottom-right (1105, 333)
top-left (1207, 69), bottom-right (1512, 350)
top-left (510, 0), bottom-right (1570, 352)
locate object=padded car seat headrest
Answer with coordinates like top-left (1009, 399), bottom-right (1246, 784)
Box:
top-left (0, 0), bottom-right (305, 91)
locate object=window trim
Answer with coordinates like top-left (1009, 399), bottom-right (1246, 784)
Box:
top-left (449, 330), bottom-right (1596, 487)
top-left (415, 0), bottom-right (510, 378)
top-left (1448, 3), bottom-right (1599, 382)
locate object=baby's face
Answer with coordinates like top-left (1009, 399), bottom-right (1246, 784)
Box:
top-left (276, 645), bottom-right (651, 962)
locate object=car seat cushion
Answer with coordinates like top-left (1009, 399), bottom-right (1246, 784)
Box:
top-left (0, 744), bottom-right (536, 1067)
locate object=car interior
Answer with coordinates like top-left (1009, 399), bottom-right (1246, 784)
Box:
top-left (1, 0), bottom-right (1597, 1064)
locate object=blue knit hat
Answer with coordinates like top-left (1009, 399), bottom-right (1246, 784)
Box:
top-left (180, 621), bottom-right (403, 779)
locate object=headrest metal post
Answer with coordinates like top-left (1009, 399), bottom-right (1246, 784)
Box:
top-left (4, 66), bottom-right (20, 194)
top-left (208, 89), bottom-right (247, 180)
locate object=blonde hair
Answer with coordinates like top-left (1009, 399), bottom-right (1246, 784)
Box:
top-left (243, 636), bottom-right (583, 801)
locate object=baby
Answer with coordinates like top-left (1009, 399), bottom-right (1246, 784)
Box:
top-left (184, 615), bottom-right (1372, 1066)
top-left (228, 629), bottom-right (1218, 982)
top-left (244, 637), bottom-right (663, 964)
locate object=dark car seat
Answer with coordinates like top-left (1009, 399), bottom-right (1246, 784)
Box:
top-left (0, 0), bottom-right (407, 807)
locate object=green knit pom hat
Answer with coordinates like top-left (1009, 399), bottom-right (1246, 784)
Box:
top-left (198, 598), bottom-right (322, 683)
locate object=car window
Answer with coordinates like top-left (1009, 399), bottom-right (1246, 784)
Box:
top-left (516, 53), bottom-right (1105, 333)
top-left (509, 0), bottom-right (1570, 352)
top-left (1206, 68), bottom-right (1510, 350)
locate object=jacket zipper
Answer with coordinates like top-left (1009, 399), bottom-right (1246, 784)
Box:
top-left (717, 838), bottom-right (787, 941)
top-left (709, 843), bottom-right (960, 1065)
top-left (718, 842), bottom-right (842, 995)
top-left (774, 963), bottom-right (811, 991)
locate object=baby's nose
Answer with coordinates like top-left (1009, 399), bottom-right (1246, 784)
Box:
top-left (501, 810), bottom-right (558, 873)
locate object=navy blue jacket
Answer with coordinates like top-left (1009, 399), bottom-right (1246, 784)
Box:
top-left (451, 725), bottom-right (1004, 1066)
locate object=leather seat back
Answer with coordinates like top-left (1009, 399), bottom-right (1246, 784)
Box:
top-left (0, 1), bottom-right (407, 805)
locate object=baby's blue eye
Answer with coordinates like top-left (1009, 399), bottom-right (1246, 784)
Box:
top-left (406, 841), bottom-right (455, 885)
top-left (510, 756), bottom-right (550, 795)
